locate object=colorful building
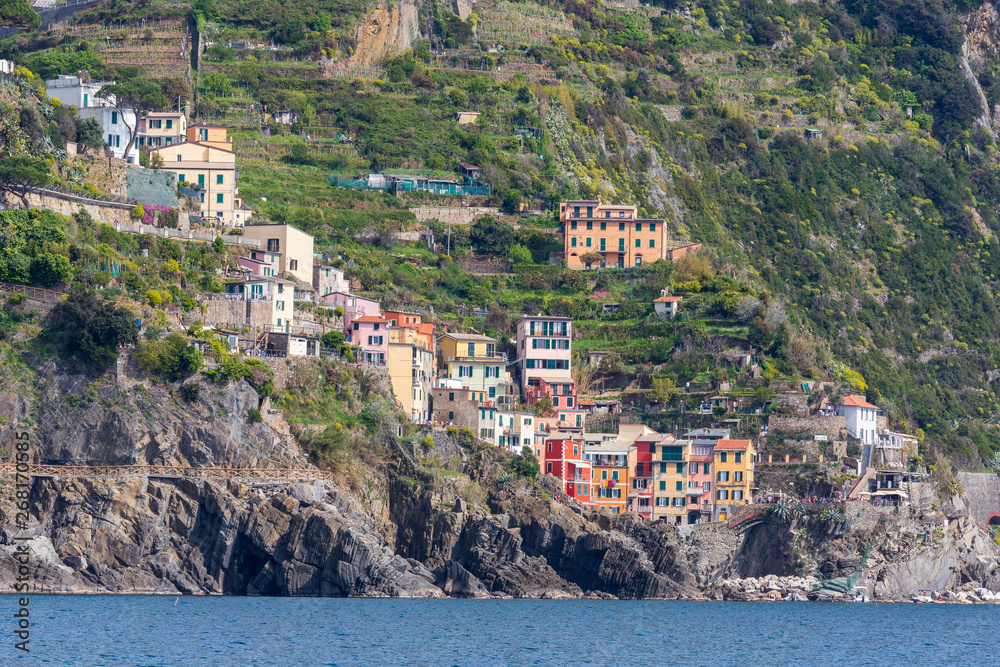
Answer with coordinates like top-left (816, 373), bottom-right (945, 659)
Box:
top-left (714, 439), bottom-right (755, 521)
top-left (560, 197), bottom-right (669, 269)
top-left (686, 441), bottom-right (714, 524)
top-left (630, 433), bottom-right (661, 518)
top-left (237, 248), bottom-right (281, 277)
top-left (322, 291), bottom-right (381, 338)
top-left (139, 111), bottom-right (186, 147)
top-left (585, 440), bottom-right (634, 514)
top-left (515, 316), bottom-right (575, 408)
top-left (436, 332), bottom-right (514, 406)
top-left (387, 325), bottom-right (435, 421)
top-left (241, 224), bottom-right (315, 286)
top-left (651, 436), bottom-right (690, 525)
top-left (222, 276), bottom-right (295, 330)
top-left (353, 316), bottom-right (389, 366)
top-left (542, 439), bottom-right (594, 506)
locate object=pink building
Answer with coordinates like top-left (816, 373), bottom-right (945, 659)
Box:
top-left (516, 315), bottom-right (576, 407)
top-left (353, 315), bottom-right (389, 365)
top-left (686, 443), bottom-right (715, 524)
top-left (322, 291), bottom-right (381, 340)
top-left (238, 249), bottom-right (281, 277)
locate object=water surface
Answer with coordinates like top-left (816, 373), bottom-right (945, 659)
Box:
top-left (2, 595), bottom-right (996, 665)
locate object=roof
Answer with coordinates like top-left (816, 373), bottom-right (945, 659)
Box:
top-left (150, 139), bottom-right (235, 156)
top-left (224, 276), bottom-right (294, 285)
top-left (145, 111), bottom-right (185, 117)
top-left (715, 439), bottom-right (752, 451)
top-left (354, 316), bottom-right (388, 324)
top-left (519, 315), bottom-right (572, 321)
top-left (655, 295), bottom-right (683, 303)
top-left (585, 440), bottom-right (635, 455)
top-left (841, 395), bottom-right (877, 409)
top-left (313, 264), bottom-right (343, 271)
top-left (437, 332), bottom-right (496, 342)
top-left (458, 161), bottom-right (481, 169)
top-left (188, 123), bottom-right (228, 129)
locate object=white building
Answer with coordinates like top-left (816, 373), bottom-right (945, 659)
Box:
top-left (77, 106), bottom-right (137, 162)
top-left (313, 264), bottom-right (349, 298)
top-left (837, 395), bottom-right (879, 446)
top-left (46, 74), bottom-right (115, 110)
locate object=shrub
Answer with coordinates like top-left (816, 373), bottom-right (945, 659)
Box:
top-left (134, 332), bottom-right (203, 381)
top-left (248, 408), bottom-right (263, 423)
top-left (131, 203), bottom-right (145, 220)
top-left (179, 383), bottom-right (200, 402)
top-left (420, 436), bottom-right (434, 453)
top-left (29, 253), bottom-right (71, 287)
top-left (49, 288), bottom-right (139, 364)
top-left (146, 289), bottom-right (162, 306)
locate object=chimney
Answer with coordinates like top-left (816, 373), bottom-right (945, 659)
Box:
top-left (660, 288), bottom-right (668, 297)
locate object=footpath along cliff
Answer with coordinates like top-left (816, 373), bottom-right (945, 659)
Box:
top-left (0, 356), bottom-right (998, 600)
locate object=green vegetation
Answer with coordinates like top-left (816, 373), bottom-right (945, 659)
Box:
top-left (48, 288), bottom-right (140, 364)
top-left (135, 332), bottom-right (203, 381)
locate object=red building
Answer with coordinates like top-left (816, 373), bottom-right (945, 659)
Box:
top-left (542, 438), bottom-right (593, 506)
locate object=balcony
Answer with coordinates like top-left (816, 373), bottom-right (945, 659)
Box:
top-left (447, 353), bottom-right (508, 363)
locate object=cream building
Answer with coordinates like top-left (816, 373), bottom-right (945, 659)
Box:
top-left (388, 326), bottom-right (435, 422)
top-left (242, 224), bottom-right (315, 287)
top-left (150, 140), bottom-right (237, 224)
top-left (222, 276), bottom-right (295, 330)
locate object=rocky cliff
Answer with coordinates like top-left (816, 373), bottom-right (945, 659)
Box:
top-left (1, 355), bottom-right (998, 600)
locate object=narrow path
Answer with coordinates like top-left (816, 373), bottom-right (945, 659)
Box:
top-left (0, 462), bottom-right (333, 482)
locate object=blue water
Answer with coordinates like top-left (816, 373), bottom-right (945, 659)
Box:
top-left (1, 595), bottom-right (997, 666)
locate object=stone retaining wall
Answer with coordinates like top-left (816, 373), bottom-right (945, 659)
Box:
top-left (5, 190), bottom-right (131, 225)
top-left (956, 472), bottom-right (1000, 526)
top-left (769, 415), bottom-right (847, 440)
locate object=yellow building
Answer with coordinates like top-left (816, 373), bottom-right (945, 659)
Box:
top-left (186, 124), bottom-right (232, 150)
top-left (387, 326), bottom-right (435, 422)
top-left (651, 436), bottom-right (689, 525)
top-left (241, 224), bottom-right (315, 287)
top-left (140, 111), bottom-right (187, 147)
top-left (714, 439), bottom-right (755, 521)
top-left (151, 139), bottom-right (237, 225)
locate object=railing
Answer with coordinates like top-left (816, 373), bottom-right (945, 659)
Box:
top-left (0, 462), bottom-right (334, 481)
top-left (0, 280), bottom-right (67, 302)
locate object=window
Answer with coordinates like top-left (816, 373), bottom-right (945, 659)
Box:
top-left (216, 193), bottom-right (224, 204)
top-left (635, 239), bottom-right (641, 248)
top-left (216, 174), bottom-right (224, 185)
top-left (619, 222), bottom-right (625, 231)
top-left (586, 206), bottom-right (593, 217)
top-left (600, 238), bottom-right (606, 251)
top-left (649, 240), bottom-right (655, 248)
top-left (659, 463), bottom-right (667, 473)
top-left (488, 387), bottom-right (496, 398)
top-left (177, 154), bottom-right (183, 163)
top-left (571, 238), bottom-right (577, 247)
top-left (661, 446), bottom-right (683, 461)
top-left (566, 397), bottom-right (573, 407)
top-left (612, 470), bottom-right (619, 481)
top-left (659, 481), bottom-right (666, 491)
top-left (448, 411), bottom-right (454, 421)
top-left (573, 445), bottom-right (578, 455)
top-left (198, 174), bottom-right (205, 187)
top-left (605, 211), bottom-right (610, 218)
top-left (449, 392), bottom-right (454, 401)
top-left (691, 462), bottom-right (699, 474)
top-left (552, 397), bottom-right (559, 407)
top-left (586, 238), bottom-right (591, 247)
top-left (546, 463), bottom-right (552, 473)
top-left (734, 471), bottom-right (743, 482)
top-left (83, 93), bottom-right (88, 107)
top-left (600, 222), bottom-right (606, 231)
top-left (178, 174), bottom-right (185, 182)
top-left (719, 452), bottom-right (728, 463)
top-left (276, 301), bottom-right (284, 311)
top-left (635, 223), bottom-right (642, 231)
top-left (111, 111), bottom-right (118, 124)
top-left (649, 223), bottom-right (655, 232)
top-left (735, 452), bottom-right (743, 464)
top-left (675, 481), bottom-right (683, 491)
top-left (718, 471), bottom-right (730, 482)
top-left (267, 239), bottom-right (280, 252)
top-left (570, 221), bottom-right (577, 230)
top-left (602, 470), bottom-right (608, 480)
top-left (165, 138), bottom-right (172, 145)
top-left (573, 206), bottom-right (580, 217)
top-left (586, 221), bottom-right (592, 230)
top-left (619, 239), bottom-right (625, 251)
top-left (734, 490), bottom-right (744, 501)
top-left (717, 490), bottom-right (729, 500)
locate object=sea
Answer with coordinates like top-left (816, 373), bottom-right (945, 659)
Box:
top-left (1, 595), bottom-right (997, 666)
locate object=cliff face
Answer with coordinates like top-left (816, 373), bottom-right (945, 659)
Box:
top-left (1, 355), bottom-right (997, 600)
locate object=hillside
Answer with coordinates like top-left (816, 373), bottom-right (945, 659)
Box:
top-left (3, 0), bottom-right (1000, 476)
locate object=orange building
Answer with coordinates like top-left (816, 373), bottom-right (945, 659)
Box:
top-left (585, 439), bottom-right (635, 513)
top-left (560, 198), bottom-right (668, 269)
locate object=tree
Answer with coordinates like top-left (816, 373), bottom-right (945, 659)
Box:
top-left (508, 446), bottom-right (540, 479)
top-left (470, 216), bottom-right (514, 255)
top-left (508, 243), bottom-right (532, 265)
top-left (448, 88), bottom-right (468, 106)
top-left (75, 116), bottom-right (106, 152)
top-left (96, 79), bottom-right (168, 163)
top-left (51, 288), bottom-right (139, 364)
top-left (158, 76), bottom-right (191, 106)
top-left (0, 157), bottom-right (51, 208)
top-left (29, 253), bottom-right (71, 287)
top-left (213, 236), bottom-right (226, 253)
top-left (0, 0), bottom-right (40, 29)
top-left (651, 376), bottom-right (680, 404)
top-left (579, 251), bottom-right (604, 268)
